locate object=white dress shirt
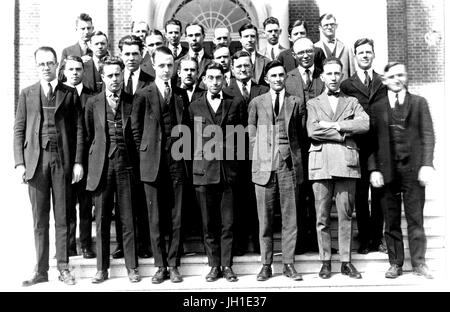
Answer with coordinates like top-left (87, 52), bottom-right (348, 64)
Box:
top-left (298, 65), bottom-right (315, 85)
top-left (41, 79), bottom-right (58, 97)
top-left (356, 67), bottom-right (373, 86)
top-left (169, 43), bottom-right (182, 58)
top-left (236, 79), bottom-right (252, 97)
top-left (124, 67), bottom-right (141, 95)
top-left (327, 88), bottom-right (340, 114)
top-left (388, 89), bottom-right (406, 108)
top-left (269, 88), bottom-right (285, 112)
top-left (207, 91), bottom-right (223, 113)
top-left (155, 78), bottom-right (172, 100)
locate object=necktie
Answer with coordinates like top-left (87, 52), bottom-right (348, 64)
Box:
top-left (327, 90), bottom-right (339, 97)
top-left (364, 70), bottom-right (371, 88)
top-left (126, 71), bottom-right (133, 95)
top-left (164, 81), bottom-right (171, 104)
top-left (194, 52), bottom-right (199, 63)
top-left (211, 93), bottom-right (221, 100)
top-left (274, 92), bottom-right (280, 117)
top-left (328, 38), bottom-right (335, 44)
top-left (242, 81), bottom-right (250, 102)
top-left (394, 93), bottom-right (400, 109)
top-left (47, 83), bottom-right (53, 102)
top-left (270, 47), bottom-right (275, 61)
top-left (109, 93), bottom-right (119, 112)
top-left (173, 45), bottom-right (178, 58)
top-left (304, 69), bottom-right (311, 88)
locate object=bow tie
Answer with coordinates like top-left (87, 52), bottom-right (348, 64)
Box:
top-left (211, 93), bottom-right (221, 100)
top-left (328, 39), bottom-right (336, 44)
top-left (327, 90), bottom-right (340, 97)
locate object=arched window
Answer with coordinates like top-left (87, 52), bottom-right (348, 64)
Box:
top-left (172, 0), bottom-right (252, 39)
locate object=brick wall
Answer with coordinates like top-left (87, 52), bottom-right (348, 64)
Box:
top-left (288, 0), bottom-right (321, 44)
top-left (108, 0), bottom-right (133, 56)
top-left (387, 0), bottom-right (444, 85)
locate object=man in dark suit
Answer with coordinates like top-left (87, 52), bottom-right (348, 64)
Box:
top-left (189, 62), bottom-right (244, 282)
top-left (238, 23), bottom-right (270, 86)
top-left (307, 57), bottom-right (369, 280)
top-left (14, 46), bottom-right (84, 286)
top-left (112, 34), bottom-right (154, 260)
top-left (341, 38), bottom-right (387, 255)
top-left (277, 19), bottom-right (326, 74)
top-left (248, 60), bottom-right (305, 282)
top-left (141, 29), bottom-right (165, 78)
top-left (165, 19), bottom-right (188, 61)
top-left (83, 31), bottom-right (109, 93)
top-left (63, 55), bottom-right (96, 259)
top-left (369, 62), bottom-right (435, 279)
top-left (285, 37), bottom-right (325, 254)
top-left (58, 13), bottom-right (94, 79)
top-left (132, 46), bottom-right (189, 284)
top-left (85, 56), bottom-right (141, 284)
top-left (224, 50), bottom-right (268, 256)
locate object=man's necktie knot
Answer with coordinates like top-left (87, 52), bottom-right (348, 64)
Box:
top-left (211, 93), bottom-right (221, 100)
top-left (327, 90), bottom-right (340, 97)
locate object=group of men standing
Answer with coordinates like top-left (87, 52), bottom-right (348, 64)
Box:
top-left (14, 11), bottom-right (435, 287)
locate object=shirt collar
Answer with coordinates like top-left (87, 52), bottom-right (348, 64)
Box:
top-left (106, 88), bottom-right (121, 99)
top-left (125, 67), bottom-right (141, 81)
top-left (298, 65), bottom-right (315, 75)
top-left (41, 79), bottom-right (58, 92)
top-left (388, 89), bottom-right (406, 105)
top-left (155, 78), bottom-right (171, 95)
top-left (356, 67), bottom-right (373, 82)
top-left (269, 88), bottom-right (285, 105)
top-left (207, 91), bottom-right (223, 101)
top-left (190, 49), bottom-right (204, 60)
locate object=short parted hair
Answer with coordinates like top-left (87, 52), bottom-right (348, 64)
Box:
top-left (319, 13), bottom-right (336, 25)
top-left (131, 21), bottom-right (149, 32)
top-left (76, 13), bottom-right (92, 26)
top-left (146, 29), bottom-right (165, 39)
top-left (213, 43), bottom-right (230, 55)
top-left (185, 22), bottom-right (205, 36)
top-left (89, 30), bottom-right (108, 42)
top-left (288, 19), bottom-right (308, 36)
top-left (354, 38), bottom-right (374, 54)
top-left (264, 59), bottom-right (285, 76)
top-left (165, 19), bottom-right (182, 33)
top-left (205, 61), bottom-right (225, 75)
top-left (65, 55), bottom-right (84, 68)
top-left (384, 61), bottom-right (403, 73)
top-left (99, 56), bottom-right (124, 74)
top-left (118, 35), bottom-right (144, 52)
top-left (151, 46), bottom-right (173, 63)
top-left (263, 16), bottom-right (280, 28)
top-left (238, 22), bottom-right (258, 37)
top-left (322, 56), bottom-right (343, 69)
top-left (231, 50), bottom-right (252, 65)
top-left (179, 57), bottom-right (199, 70)
top-left (34, 46), bottom-right (57, 61)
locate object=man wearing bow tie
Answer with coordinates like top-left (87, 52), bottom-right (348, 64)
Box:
top-left (85, 56), bottom-right (141, 284)
top-left (314, 14), bottom-right (354, 80)
top-left (307, 57), bottom-right (369, 279)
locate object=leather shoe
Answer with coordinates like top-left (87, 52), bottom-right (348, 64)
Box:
top-left (375, 244), bottom-right (388, 254)
top-left (111, 247), bottom-right (124, 259)
top-left (341, 262), bottom-right (362, 279)
top-left (385, 264), bottom-right (403, 279)
top-left (22, 272), bottom-right (48, 287)
top-left (319, 261), bottom-right (332, 279)
top-left (59, 269), bottom-right (76, 285)
top-left (92, 270), bottom-right (108, 283)
top-left (283, 264), bottom-right (303, 281)
top-left (222, 266), bottom-right (238, 282)
top-left (138, 249), bottom-right (152, 259)
top-left (82, 247), bottom-right (96, 259)
top-left (152, 267), bottom-right (169, 284)
top-left (205, 266), bottom-right (222, 282)
top-left (169, 267), bottom-right (183, 283)
top-left (413, 264), bottom-right (433, 279)
top-left (128, 268), bottom-right (141, 283)
top-left (357, 242), bottom-right (370, 255)
top-left (256, 264), bottom-right (272, 281)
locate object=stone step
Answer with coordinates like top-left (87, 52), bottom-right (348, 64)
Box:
top-left (59, 248), bottom-right (445, 279)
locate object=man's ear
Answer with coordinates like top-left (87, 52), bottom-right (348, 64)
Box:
top-left (264, 75), bottom-right (269, 85)
top-left (381, 75), bottom-right (388, 86)
top-left (320, 73), bottom-right (325, 82)
top-left (202, 75), bottom-right (207, 85)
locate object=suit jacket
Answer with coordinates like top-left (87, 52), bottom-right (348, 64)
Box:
top-left (368, 92), bottom-right (435, 184)
top-left (285, 67), bottom-right (325, 103)
top-left (249, 51), bottom-right (271, 86)
top-left (314, 39), bottom-right (354, 80)
top-left (82, 59), bottom-right (104, 94)
top-left (248, 91), bottom-right (306, 186)
top-left (123, 69), bottom-right (154, 94)
top-left (341, 71), bottom-right (386, 155)
top-left (84, 91), bottom-right (137, 191)
top-left (306, 91), bottom-right (369, 180)
top-left (277, 47), bottom-right (326, 74)
top-left (140, 53), bottom-right (155, 78)
top-left (131, 83), bottom-right (190, 183)
top-left (14, 82), bottom-right (84, 181)
top-left (259, 44), bottom-right (287, 61)
top-left (169, 44), bottom-right (189, 61)
top-left (189, 91), bottom-right (244, 186)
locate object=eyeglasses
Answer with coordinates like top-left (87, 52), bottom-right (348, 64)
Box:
top-left (37, 61), bottom-right (56, 68)
top-left (294, 49), bottom-right (314, 57)
top-left (321, 23), bottom-right (337, 28)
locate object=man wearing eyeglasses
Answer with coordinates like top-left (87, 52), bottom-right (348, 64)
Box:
top-left (285, 37), bottom-right (325, 254)
top-left (314, 14), bottom-right (354, 80)
top-left (15, 46), bottom-right (84, 286)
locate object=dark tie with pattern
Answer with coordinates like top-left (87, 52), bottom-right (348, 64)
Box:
top-left (270, 47), bottom-right (275, 61)
top-left (274, 91), bottom-right (280, 117)
top-left (194, 52), bottom-right (199, 63)
top-left (364, 70), bottom-right (371, 88)
top-left (242, 81), bottom-right (249, 102)
top-left (47, 83), bottom-right (53, 102)
top-left (173, 45), bottom-right (178, 58)
top-left (304, 69), bottom-right (311, 88)
top-left (126, 71), bottom-right (133, 95)
top-left (164, 81), bottom-right (171, 105)
top-left (394, 93), bottom-right (400, 109)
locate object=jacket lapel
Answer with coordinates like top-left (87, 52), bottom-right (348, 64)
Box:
top-left (54, 82), bottom-right (68, 113)
top-left (283, 94), bottom-right (295, 130)
top-left (32, 82), bottom-right (41, 112)
top-left (96, 92), bottom-right (106, 131)
top-left (254, 54), bottom-right (264, 83)
top-left (220, 97), bottom-right (232, 126)
top-left (149, 83), bottom-right (161, 119)
top-left (199, 93), bottom-right (215, 124)
top-left (262, 92), bottom-right (274, 124)
top-left (369, 72), bottom-right (383, 101)
top-left (351, 74), bottom-right (370, 98)
top-left (333, 94), bottom-right (351, 121)
top-left (335, 40), bottom-right (344, 59)
top-left (317, 92), bottom-right (335, 120)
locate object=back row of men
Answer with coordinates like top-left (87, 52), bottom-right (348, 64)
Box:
top-left (14, 12), bottom-right (435, 287)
